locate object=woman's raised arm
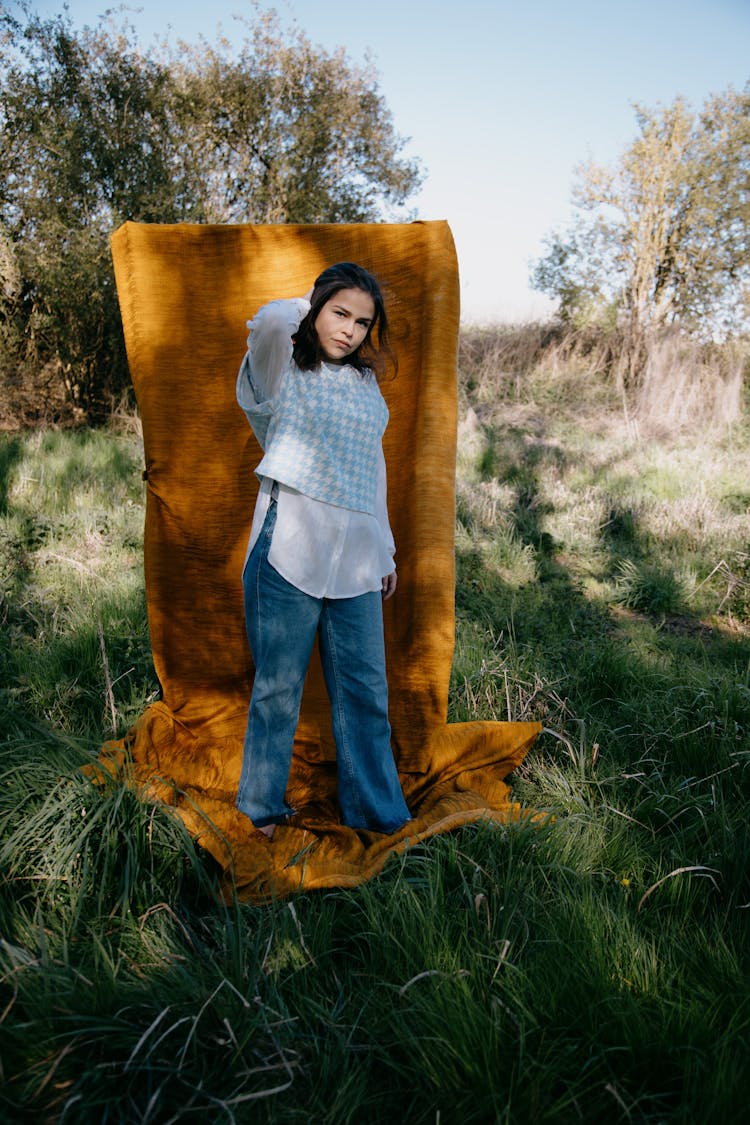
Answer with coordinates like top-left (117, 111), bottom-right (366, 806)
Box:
top-left (239, 296), bottom-right (310, 406)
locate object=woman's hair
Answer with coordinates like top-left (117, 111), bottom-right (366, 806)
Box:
top-left (292, 261), bottom-right (396, 378)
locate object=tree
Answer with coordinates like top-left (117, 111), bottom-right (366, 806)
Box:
top-left (166, 11), bottom-right (421, 224)
top-left (531, 86), bottom-right (750, 373)
top-left (0, 7), bottom-right (200, 419)
top-left (0, 5), bottom-right (422, 421)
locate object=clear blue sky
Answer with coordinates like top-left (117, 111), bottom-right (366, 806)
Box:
top-left (24, 0), bottom-right (750, 322)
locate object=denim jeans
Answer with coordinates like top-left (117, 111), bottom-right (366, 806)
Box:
top-left (237, 500), bottom-right (410, 832)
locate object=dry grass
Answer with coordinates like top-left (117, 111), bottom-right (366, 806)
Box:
top-left (633, 331), bottom-right (745, 436)
top-left (458, 320), bottom-right (748, 439)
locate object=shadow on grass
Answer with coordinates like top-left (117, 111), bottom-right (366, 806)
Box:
top-left (1, 418), bottom-right (748, 1124)
top-left (1, 575), bottom-right (156, 745)
top-left (0, 435), bottom-right (23, 516)
top-left (456, 417), bottom-right (750, 778)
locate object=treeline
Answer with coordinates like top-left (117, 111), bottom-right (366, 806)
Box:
top-left (0, 6), bottom-right (421, 423)
top-left (1, 4), bottom-right (748, 428)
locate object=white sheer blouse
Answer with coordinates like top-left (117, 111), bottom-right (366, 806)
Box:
top-left (236, 298), bottom-right (396, 599)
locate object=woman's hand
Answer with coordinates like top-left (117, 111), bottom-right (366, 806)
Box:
top-left (381, 571), bottom-right (397, 600)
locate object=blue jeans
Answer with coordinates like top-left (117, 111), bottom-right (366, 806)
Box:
top-left (237, 500), bottom-right (410, 832)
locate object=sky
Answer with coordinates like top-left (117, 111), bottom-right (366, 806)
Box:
top-left (22, 0), bottom-right (750, 323)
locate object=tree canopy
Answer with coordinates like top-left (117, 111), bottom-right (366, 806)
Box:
top-left (168, 12), bottom-right (421, 225)
top-left (0, 5), bottom-right (422, 421)
top-left (531, 86), bottom-right (750, 354)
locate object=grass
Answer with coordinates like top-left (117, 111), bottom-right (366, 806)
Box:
top-left (1, 341), bottom-right (750, 1123)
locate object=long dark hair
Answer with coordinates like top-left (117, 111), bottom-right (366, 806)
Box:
top-left (292, 262), bottom-right (396, 379)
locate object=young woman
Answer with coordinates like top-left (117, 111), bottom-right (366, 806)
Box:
top-left (235, 262), bottom-right (411, 839)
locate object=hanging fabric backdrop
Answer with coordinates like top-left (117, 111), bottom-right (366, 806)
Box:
top-left (97, 220), bottom-right (541, 900)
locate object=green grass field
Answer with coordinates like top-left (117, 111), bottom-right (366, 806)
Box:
top-left (1, 345), bottom-right (749, 1123)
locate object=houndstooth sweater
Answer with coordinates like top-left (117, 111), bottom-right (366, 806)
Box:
top-left (236, 298), bottom-right (395, 598)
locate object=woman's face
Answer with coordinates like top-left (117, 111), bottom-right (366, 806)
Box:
top-left (314, 287), bottom-right (375, 364)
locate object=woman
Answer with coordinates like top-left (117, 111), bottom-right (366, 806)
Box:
top-left (236, 262), bottom-right (410, 839)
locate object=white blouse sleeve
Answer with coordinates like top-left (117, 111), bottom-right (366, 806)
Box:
top-left (375, 445), bottom-right (396, 572)
top-left (236, 297), bottom-right (310, 409)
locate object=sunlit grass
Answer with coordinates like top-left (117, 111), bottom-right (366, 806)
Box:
top-left (1, 349), bottom-right (749, 1122)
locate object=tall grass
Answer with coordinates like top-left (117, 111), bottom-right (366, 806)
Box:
top-left (459, 321), bottom-right (748, 435)
top-left (634, 331), bottom-right (745, 435)
top-left (1, 338), bottom-right (749, 1123)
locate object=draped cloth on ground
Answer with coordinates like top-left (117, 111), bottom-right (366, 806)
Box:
top-left (97, 220), bottom-right (541, 901)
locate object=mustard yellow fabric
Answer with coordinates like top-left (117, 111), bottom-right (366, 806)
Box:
top-left (98, 220), bottom-right (541, 901)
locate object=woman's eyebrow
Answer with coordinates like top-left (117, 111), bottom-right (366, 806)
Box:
top-left (334, 302), bottom-right (372, 324)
